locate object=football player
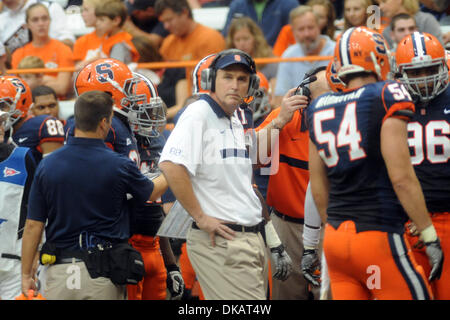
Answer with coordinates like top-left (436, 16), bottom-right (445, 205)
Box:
top-left (0, 75), bottom-right (64, 163)
top-left (127, 72), bottom-right (184, 300)
top-left (307, 26), bottom-right (443, 299)
top-left (395, 32), bottom-right (450, 300)
top-left (0, 109), bottom-right (36, 300)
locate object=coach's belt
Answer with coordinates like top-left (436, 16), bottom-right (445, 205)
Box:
top-left (273, 209), bottom-right (304, 224)
top-left (54, 257), bottom-right (84, 264)
top-left (192, 221), bottom-right (261, 233)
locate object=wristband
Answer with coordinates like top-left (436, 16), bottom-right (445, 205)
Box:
top-left (420, 224), bottom-right (438, 243)
top-left (264, 220), bottom-right (282, 248)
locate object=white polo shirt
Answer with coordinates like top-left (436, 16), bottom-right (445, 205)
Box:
top-left (160, 95), bottom-right (262, 226)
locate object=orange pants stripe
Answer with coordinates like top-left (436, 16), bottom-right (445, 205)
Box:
top-left (405, 212), bottom-right (450, 300)
top-left (324, 221), bottom-right (433, 300)
top-left (127, 234), bottom-right (167, 300)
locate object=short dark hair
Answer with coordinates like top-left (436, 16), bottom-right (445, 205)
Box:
top-left (95, 0), bottom-right (128, 27)
top-left (32, 85), bottom-right (57, 102)
top-left (74, 91), bottom-right (113, 132)
top-left (390, 13), bottom-right (416, 31)
top-left (155, 0), bottom-right (192, 19)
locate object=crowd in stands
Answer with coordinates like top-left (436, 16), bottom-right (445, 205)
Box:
top-left (0, 0), bottom-right (448, 117)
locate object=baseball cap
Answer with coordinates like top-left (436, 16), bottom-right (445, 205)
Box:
top-left (214, 53), bottom-right (255, 74)
top-left (125, 0), bottom-right (155, 13)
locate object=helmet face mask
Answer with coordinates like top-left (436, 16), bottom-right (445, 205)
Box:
top-left (249, 88), bottom-right (270, 121)
top-left (395, 32), bottom-right (449, 103)
top-left (128, 73), bottom-right (166, 138)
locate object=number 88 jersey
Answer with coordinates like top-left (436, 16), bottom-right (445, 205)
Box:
top-left (12, 115), bottom-right (65, 164)
top-left (306, 80), bottom-right (415, 233)
top-left (408, 85), bottom-right (450, 213)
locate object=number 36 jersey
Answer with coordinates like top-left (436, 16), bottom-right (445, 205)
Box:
top-left (307, 80), bottom-right (415, 233)
top-left (12, 115), bottom-right (65, 164)
top-left (408, 86), bottom-right (450, 213)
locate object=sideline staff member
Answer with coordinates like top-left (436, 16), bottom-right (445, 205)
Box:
top-left (160, 49), bottom-right (273, 300)
top-left (21, 91), bottom-right (168, 300)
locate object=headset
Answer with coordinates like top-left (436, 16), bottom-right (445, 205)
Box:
top-left (201, 49), bottom-right (259, 96)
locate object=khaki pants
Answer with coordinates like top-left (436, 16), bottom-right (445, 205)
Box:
top-left (187, 227), bottom-right (268, 300)
top-left (44, 261), bottom-right (126, 300)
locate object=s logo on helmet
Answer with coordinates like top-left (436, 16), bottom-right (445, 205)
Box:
top-left (96, 63), bottom-right (114, 83)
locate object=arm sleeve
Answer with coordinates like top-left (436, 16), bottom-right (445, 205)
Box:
top-left (303, 182), bottom-right (322, 248)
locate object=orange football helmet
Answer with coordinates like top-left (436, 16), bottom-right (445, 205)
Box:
top-left (446, 50), bottom-right (450, 79)
top-left (395, 32), bottom-right (449, 103)
top-left (128, 72), bottom-right (166, 138)
top-left (74, 58), bottom-right (140, 118)
top-left (192, 53), bottom-right (217, 94)
top-left (334, 26), bottom-right (391, 86)
top-left (326, 60), bottom-right (345, 92)
top-left (0, 75), bottom-right (32, 131)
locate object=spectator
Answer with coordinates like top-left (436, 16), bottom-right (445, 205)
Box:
top-left (307, 0), bottom-right (336, 39)
top-left (95, 0), bottom-right (140, 64)
top-left (379, 0), bottom-right (443, 49)
top-left (30, 85), bottom-right (60, 118)
top-left (17, 55), bottom-right (45, 91)
top-left (273, 0), bottom-right (337, 57)
top-left (0, 0), bottom-right (75, 55)
top-left (343, 0), bottom-right (374, 31)
top-left (225, 16), bottom-right (277, 95)
top-left (21, 90), bottom-right (168, 299)
top-left (73, 0), bottom-right (107, 72)
top-left (155, 0), bottom-right (226, 112)
top-left (389, 13), bottom-right (418, 51)
top-left (273, 6), bottom-right (335, 107)
top-left (187, 0), bottom-right (232, 7)
top-left (11, 3), bottom-right (74, 99)
top-left (122, 0), bottom-right (169, 49)
top-left (221, 0), bottom-right (299, 47)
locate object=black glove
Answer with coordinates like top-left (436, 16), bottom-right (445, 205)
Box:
top-left (301, 248), bottom-right (321, 287)
top-left (424, 239), bottom-right (444, 281)
top-left (270, 244), bottom-right (293, 281)
top-left (166, 264), bottom-right (184, 300)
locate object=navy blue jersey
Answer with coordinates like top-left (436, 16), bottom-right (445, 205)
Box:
top-left (307, 80), bottom-right (415, 233)
top-left (408, 85), bottom-right (450, 213)
top-left (235, 103), bottom-right (254, 131)
top-left (66, 114), bottom-right (140, 165)
top-left (130, 135), bottom-right (167, 237)
top-left (12, 115), bottom-right (65, 164)
top-left (28, 137), bottom-right (153, 250)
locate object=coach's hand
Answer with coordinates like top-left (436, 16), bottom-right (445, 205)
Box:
top-left (420, 225), bottom-right (444, 281)
top-left (301, 248), bottom-right (321, 286)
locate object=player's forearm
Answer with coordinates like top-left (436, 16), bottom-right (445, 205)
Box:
top-left (159, 236), bottom-right (177, 266)
top-left (159, 161), bottom-right (205, 222)
top-left (309, 140), bottom-right (329, 224)
top-left (149, 174), bottom-right (169, 201)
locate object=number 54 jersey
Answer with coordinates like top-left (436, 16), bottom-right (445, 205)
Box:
top-left (408, 86), bottom-right (450, 213)
top-left (307, 80), bottom-right (415, 234)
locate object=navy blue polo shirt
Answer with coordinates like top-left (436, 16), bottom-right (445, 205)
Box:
top-left (28, 136), bottom-right (154, 250)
